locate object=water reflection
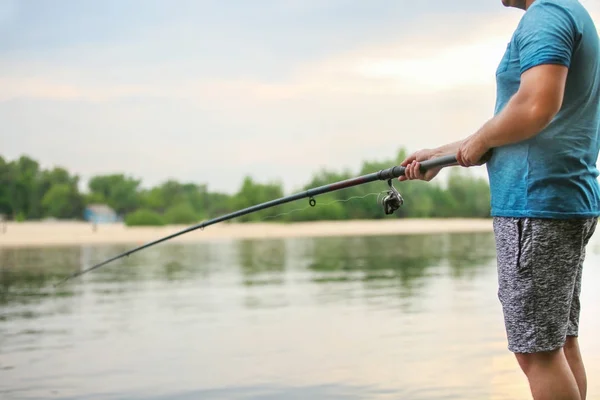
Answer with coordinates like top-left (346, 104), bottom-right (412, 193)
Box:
top-left (446, 233), bottom-right (498, 278)
top-left (0, 233), bottom-right (498, 310)
top-left (298, 233), bottom-right (497, 310)
top-left (0, 246), bottom-right (80, 307)
top-left (4, 231), bottom-right (591, 400)
top-left (307, 235), bottom-right (447, 282)
top-left (80, 242), bottom-right (216, 285)
top-left (237, 239), bottom-right (286, 286)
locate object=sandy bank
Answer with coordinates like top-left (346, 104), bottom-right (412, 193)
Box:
top-left (0, 219), bottom-right (494, 248)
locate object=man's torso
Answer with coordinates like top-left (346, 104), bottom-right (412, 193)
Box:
top-left (486, 0), bottom-right (600, 218)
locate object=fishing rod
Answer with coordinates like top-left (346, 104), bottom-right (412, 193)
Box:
top-left (55, 154), bottom-right (458, 286)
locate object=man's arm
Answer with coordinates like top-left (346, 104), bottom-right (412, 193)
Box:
top-left (455, 1), bottom-right (578, 167)
top-left (477, 63), bottom-right (568, 148)
top-left (431, 140), bottom-right (464, 157)
top-left (456, 63), bottom-right (569, 167)
top-left (476, 0), bottom-right (576, 148)
top-left (405, 2), bottom-right (576, 174)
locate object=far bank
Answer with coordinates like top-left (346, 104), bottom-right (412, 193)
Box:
top-left (0, 219), bottom-right (494, 248)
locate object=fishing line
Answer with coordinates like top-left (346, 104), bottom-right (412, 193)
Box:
top-left (259, 191), bottom-right (387, 221)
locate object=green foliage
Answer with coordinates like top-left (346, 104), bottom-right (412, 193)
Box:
top-left (84, 192), bottom-right (106, 206)
top-left (233, 177), bottom-right (285, 222)
top-left (446, 169), bottom-right (491, 218)
top-left (88, 174), bottom-right (141, 215)
top-left (125, 209), bottom-right (166, 226)
top-left (0, 156), bottom-right (11, 216)
top-left (140, 187), bottom-right (165, 211)
top-left (0, 148), bottom-right (491, 223)
top-left (10, 155), bottom-right (41, 219)
top-left (139, 180), bottom-right (208, 218)
top-left (282, 194), bottom-right (347, 221)
top-left (41, 184), bottom-right (81, 219)
top-left (164, 203), bottom-right (200, 225)
top-left (0, 156), bottom-right (84, 220)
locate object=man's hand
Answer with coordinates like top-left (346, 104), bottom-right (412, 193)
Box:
top-left (456, 133), bottom-right (491, 167)
top-left (398, 148), bottom-right (443, 182)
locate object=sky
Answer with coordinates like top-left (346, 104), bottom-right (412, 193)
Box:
top-left (1, 0), bottom-right (599, 194)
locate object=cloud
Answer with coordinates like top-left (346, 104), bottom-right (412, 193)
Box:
top-left (0, 10), bottom-right (514, 193)
top-left (1, 10), bottom-right (519, 100)
top-left (2, 5), bottom-right (597, 193)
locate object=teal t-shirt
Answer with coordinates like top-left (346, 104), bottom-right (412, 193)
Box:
top-left (486, 0), bottom-right (600, 218)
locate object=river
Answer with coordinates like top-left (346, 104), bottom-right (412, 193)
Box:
top-left (1, 232), bottom-right (600, 399)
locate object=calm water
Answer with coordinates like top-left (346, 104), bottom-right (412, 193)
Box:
top-left (1, 232), bottom-right (600, 400)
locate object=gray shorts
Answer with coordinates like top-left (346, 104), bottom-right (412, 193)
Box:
top-left (493, 217), bottom-right (598, 354)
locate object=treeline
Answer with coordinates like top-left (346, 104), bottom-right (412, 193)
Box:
top-left (0, 149), bottom-right (491, 225)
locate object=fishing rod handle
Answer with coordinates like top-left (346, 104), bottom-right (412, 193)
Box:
top-left (413, 154), bottom-right (459, 173)
top-left (379, 154), bottom-right (458, 180)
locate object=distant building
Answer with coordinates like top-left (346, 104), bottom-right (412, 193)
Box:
top-left (84, 204), bottom-right (118, 224)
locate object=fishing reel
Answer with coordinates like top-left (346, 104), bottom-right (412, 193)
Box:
top-left (381, 179), bottom-right (404, 215)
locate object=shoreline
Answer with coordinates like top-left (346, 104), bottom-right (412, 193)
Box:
top-left (0, 219), bottom-right (494, 248)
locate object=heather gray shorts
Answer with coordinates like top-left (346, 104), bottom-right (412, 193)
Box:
top-left (493, 217), bottom-right (598, 354)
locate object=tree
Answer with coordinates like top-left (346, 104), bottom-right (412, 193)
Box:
top-left (446, 169), bottom-right (491, 217)
top-left (0, 156), bottom-right (11, 216)
top-left (0, 148), bottom-right (491, 222)
top-left (41, 184), bottom-right (81, 219)
top-left (164, 202), bottom-right (200, 224)
top-left (125, 209), bottom-right (165, 226)
top-left (88, 174), bottom-right (141, 215)
top-left (37, 167), bottom-right (83, 219)
top-left (9, 156), bottom-right (41, 219)
top-left (204, 191), bottom-right (234, 219)
top-left (140, 187), bottom-right (164, 212)
top-left (233, 177), bottom-right (284, 222)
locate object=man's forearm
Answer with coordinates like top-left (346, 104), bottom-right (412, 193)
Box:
top-left (476, 92), bottom-right (557, 149)
top-left (433, 140), bottom-right (464, 157)
top-left (427, 84), bottom-right (557, 163)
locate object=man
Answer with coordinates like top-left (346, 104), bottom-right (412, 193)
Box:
top-left (399, 0), bottom-right (599, 399)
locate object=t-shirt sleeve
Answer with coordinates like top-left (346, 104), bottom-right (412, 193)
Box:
top-left (515, 1), bottom-right (581, 74)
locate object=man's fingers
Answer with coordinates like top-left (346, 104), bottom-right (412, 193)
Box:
top-left (415, 162), bottom-right (423, 179)
top-left (458, 154), bottom-right (472, 167)
top-left (412, 162), bottom-right (419, 179)
top-left (461, 151), bottom-right (472, 167)
top-left (406, 162), bottom-right (415, 180)
top-left (400, 156), bottom-right (418, 181)
top-left (456, 149), bottom-right (464, 167)
top-left (412, 162), bottom-right (422, 180)
top-left (400, 160), bottom-right (433, 181)
top-left (405, 163), bottom-right (412, 180)
top-left (400, 155), bottom-right (417, 167)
